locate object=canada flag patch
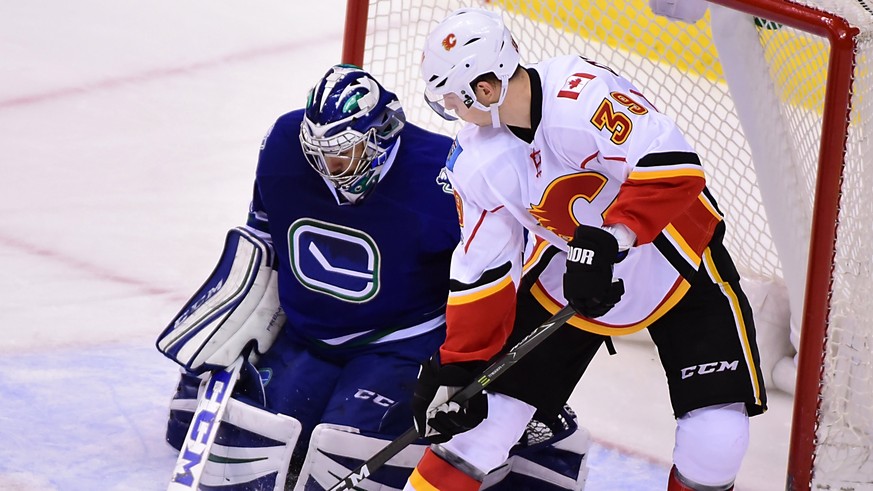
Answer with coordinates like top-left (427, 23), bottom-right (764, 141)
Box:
top-left (557, 73), bottom-right (594, 100)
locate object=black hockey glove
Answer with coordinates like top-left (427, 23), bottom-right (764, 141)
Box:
top-left (563, 224), bottom-right (626, 318)
top-left (412, 356), bottom-right (488, 443)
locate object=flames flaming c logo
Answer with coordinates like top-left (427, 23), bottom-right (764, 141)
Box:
top-left (442, 34), bottom-right (457, 51)
top-left (529, 173), bottom-right (608, 240)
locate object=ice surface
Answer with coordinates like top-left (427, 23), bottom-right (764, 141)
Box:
top-left (0, 1), bottom-right (789, 489)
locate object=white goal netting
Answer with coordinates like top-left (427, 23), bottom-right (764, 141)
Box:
top-left (348, 0), bottom-right (873, 488)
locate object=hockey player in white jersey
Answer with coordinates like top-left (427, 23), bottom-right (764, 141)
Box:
top-left (406, 8), bottom-right (768, 491)
top-left (157, 64), bottom-right (591, 491)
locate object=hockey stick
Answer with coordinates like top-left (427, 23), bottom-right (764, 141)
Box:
top-left (327, 304), bottom-right (578, 491)
top-left (167, 354), bottom-right (246, 491)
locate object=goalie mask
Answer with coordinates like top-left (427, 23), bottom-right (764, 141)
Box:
top-left (420, 8), bottom-right (519, 127)
top-left (300, 65), bottom-right (405, 205)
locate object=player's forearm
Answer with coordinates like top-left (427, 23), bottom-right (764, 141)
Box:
top-left (604, 172), bottom-right (706, 245)
top-left (441, 274), bottom-right (517, 364)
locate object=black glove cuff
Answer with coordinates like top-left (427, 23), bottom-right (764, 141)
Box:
top-left (421, 356), bottom-right (488, 387)
top-left (435, 359), bottom-right (488, 386)
top-left (567, 225), bottom-right (620, 265)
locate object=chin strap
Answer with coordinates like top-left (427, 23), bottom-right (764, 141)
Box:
top-left (490, 105), bottom-right (502, 128)
top-left (489, 78), bottom-right (511, 128)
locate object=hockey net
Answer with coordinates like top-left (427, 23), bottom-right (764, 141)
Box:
top-left (341, 0), bottom-right (873, 488)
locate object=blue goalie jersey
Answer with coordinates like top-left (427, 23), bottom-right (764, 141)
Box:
top-left (248, 109), bottom-right (458, 351)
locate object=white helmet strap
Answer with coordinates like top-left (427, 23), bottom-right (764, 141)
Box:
top-left (489, 78), bottom-right (510, 128)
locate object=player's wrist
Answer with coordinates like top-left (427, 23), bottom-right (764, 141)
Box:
top-left (602, 223), bottom-right (636, 254)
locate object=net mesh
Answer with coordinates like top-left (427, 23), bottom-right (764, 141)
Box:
top-left (356, 0), bottom-right (873, 486)
top-left (364, 0), bottom-right (778, 277)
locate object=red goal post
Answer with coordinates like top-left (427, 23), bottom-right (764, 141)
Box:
top-left (341, 0), bottom-right (871, 489)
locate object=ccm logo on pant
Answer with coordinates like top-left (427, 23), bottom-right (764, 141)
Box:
top-left (681, 360), bottom-right (739, 379)
top-left (354, 389), bottom-right (395, 407)
top-left (567, 246), bottom-right (594, 265)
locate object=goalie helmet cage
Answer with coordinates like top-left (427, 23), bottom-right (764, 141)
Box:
top-left (341, 0), bottom-right (872, 489)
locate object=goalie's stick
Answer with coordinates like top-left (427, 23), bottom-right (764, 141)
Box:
top-left (328, 304), bottom-right (578, 491)
top-left (167, 354), bottom-right (246, 491)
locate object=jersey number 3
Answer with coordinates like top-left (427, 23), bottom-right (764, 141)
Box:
top-left (590, 91), bottom-right (648, 145)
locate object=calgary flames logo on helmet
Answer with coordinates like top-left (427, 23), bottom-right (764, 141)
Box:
top-left (529, 173), bottom-right (608, 241)
top-left (442, 33), bottom-right (457, 51)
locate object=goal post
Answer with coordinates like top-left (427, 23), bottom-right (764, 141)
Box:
top-left (709, 1), bottom-right (859, 489)
top-left (340, 0), bottom-right (872, 489)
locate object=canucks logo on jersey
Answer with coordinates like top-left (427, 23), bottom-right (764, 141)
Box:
top-left (288, 218), bottom-right (381, 302)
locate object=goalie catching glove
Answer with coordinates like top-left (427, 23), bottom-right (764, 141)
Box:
top-left (563, 224), bottom-right (626, 318)
top-left (412, 356), bottom-right (488, 443)
top-left (156, 227), bottom-right (286, 374)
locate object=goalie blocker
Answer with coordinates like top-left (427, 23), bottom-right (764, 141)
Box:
top-left (156, 226), bottom-right (286, 373)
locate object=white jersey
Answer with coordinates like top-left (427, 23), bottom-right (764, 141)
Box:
top-left (440, 55), bottom-right (726, 365)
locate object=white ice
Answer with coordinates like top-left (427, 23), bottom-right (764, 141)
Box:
top-left (0, 1), bottom-right (791, 490)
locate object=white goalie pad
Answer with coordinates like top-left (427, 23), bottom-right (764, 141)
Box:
top-left (294, 424), bottom-right (428, 491)
top-left (200, 397), bottom-right (302, 491)
top-left (496, 425), bottom-right (591, 491)
top-left (297, 412), bottom-right (590, 490)
top-left (157, 226), bottom-right (286, 373)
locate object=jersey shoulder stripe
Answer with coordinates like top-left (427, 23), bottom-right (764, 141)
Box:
top-left (449, 261), bottom-right (512, 294)
top-left (636, 151), bottom-right (701, 167)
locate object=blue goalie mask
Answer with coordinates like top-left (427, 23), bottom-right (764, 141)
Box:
top-left (300, 65), bottom-right (405, 204)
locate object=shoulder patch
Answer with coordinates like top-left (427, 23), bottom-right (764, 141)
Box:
top-left (436, 166), bottom-right (454, 194)
top-left (557, 73), bottom-right (595, 100)
top-left (260, 123), bottom-right (275, 150)
top-left (445, 137), bottom-right (463, 171)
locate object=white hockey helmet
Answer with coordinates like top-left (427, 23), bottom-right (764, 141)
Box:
top-left (420, 8), bottom-right (519, 126)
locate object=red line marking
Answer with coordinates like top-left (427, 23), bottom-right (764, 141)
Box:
top-left (0, 34), bottom-right (339, 109)
top-left (0, 234), bottom-right (181, 299)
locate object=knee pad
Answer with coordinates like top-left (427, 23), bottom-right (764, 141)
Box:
top-left (200, 398), bottom-right (301, 491)
top-left (483, 406), bottom-right (590, 491)
top-left (294, 424), bottom-right (427, 490)
top-left (165, 368), bottom-right (300, 491)
top-left (673, 403), bottom-right (749, 488)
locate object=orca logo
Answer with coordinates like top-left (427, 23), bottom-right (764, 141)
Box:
top-left (258, 368), bottom-right (273, 387)
top-left (288, 218), bottom-right (381, 302)
top-left (436, 166), bottom-right (453, 194)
